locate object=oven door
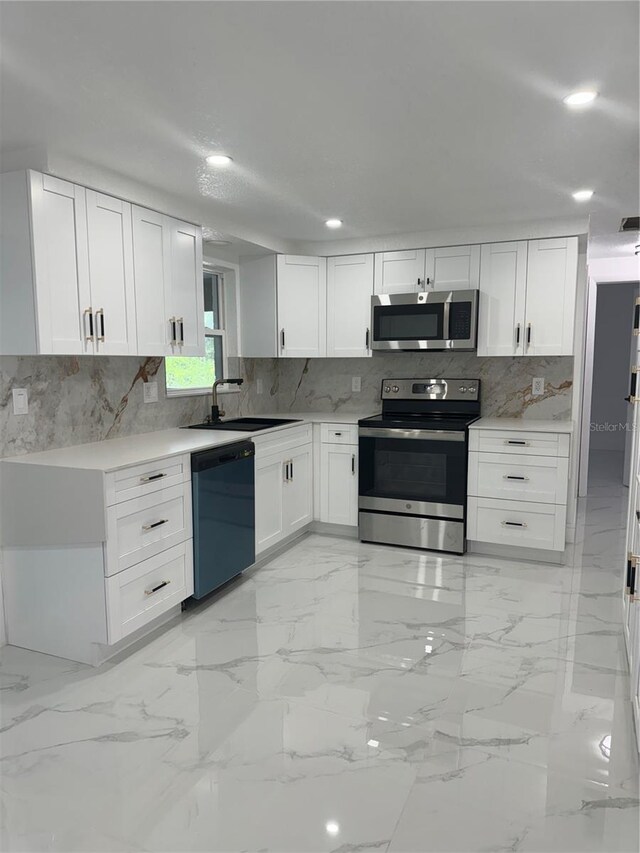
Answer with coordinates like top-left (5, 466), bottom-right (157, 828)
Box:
top-left (358, 427), bottom-right (467, 519)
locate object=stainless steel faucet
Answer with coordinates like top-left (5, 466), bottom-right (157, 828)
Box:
top-left (211, 377), bottom-right (243, 422)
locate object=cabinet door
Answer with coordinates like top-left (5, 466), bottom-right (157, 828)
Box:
top-left (277, 255), bottom-right (327, 358)
top-left (29, 173), bottom-right (92, 354)
top-left (85, 191), bottom-right (136, 355)
top-left (132, 206), bottom-right (172, 356)
top-left (320, 444), bottom-right (358, 526)
top-left (326, 254), bottom-right (374, 357)
top-left (425, 245), bottom-right (480, 291)
top-left (524, 237), bottom-right (578, 356)
top-left (255, 454), bottom-right (286, 554)
top-left (284, 444), bottom-right (313, 533)
top-left (373, 250), bottom-right (426, 294)
top-left (168, 218), bottom-right (205, 356)
top-left (477, 241), bottom-right (527, 357)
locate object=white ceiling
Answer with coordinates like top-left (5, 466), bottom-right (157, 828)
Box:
top-left (1, 1), bottom-right (638, 249)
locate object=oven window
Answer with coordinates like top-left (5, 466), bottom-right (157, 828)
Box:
top-left (373, 304), bottom-right (444, 342)
top-left (375, 448), bottom-right (446, 499)
top-left (359, 435), bottom-right (467, 508)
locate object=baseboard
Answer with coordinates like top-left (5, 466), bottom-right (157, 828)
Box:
top-left (467, 540), bottom-right (569, 566)
top-left (310, 521), bottom-right (359, 539)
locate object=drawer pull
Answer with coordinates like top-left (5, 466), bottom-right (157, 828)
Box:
top-left (505, 440), bottom-right (529, 446)
top-left (502, 520), bottom-right (528, 528)
top-left (334, 432), bottom-right (343, 436)
top-left (140, 473), bottom-right (166, 483)
top-left (504, 475), bottom-right (529, 481)
top-left (144, 580), bottom-right (170, 596)
top-left (142, 519), bottom-right (169, 532)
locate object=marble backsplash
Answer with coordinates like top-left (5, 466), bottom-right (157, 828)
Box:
top-left (0, 355), bottom-right (279, 459)
top-left (0, 352), bottom-right (572, 459)
top-left (276, 353), bottom-right (574, 419)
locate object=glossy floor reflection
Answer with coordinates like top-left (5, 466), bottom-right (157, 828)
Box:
top-left (1, 452), bottom-right (638, 852)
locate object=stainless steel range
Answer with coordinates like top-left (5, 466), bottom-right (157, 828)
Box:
top-left (358, 378), bottom-right (481, 555)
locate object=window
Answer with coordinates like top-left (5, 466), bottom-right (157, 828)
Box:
top-left (165, 268), bottom-right (227, 395)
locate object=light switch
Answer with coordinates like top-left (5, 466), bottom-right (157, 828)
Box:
top-left (143, 381), bottom-right (158, 403)
top-left (352, 376), bottom-right (362, 393)
top-left (532, 378), bottom-right (545, 396)
top-left (12, 388), bottom-right (28, 415)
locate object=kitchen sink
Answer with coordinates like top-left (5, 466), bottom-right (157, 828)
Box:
top-left (185, 417), bottom-right (303, 432)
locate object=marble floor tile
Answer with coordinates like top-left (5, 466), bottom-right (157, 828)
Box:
top-left (0, 450), bottom-right (637, 852)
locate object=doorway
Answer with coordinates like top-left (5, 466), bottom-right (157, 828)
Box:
top-left (584, 281), bottom-right (639, 492)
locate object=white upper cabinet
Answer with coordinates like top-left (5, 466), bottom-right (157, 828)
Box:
top-left (132, 209), bottom-right (204, 357)
top-left (326, 254), bottom-right (374, 358)
top-left (425, 245), bottom-right (480, 291)
top-left (477, 242), bottom-right (528, 356)
top-left (168, 219), bottom-right (204, 357)
top-left (477, 237), bottom-right (578, 357)
top-left (132, 207), bottom-right (172, 356)
top-left (0, 170), bottom-right (204, 357)
top-left (85, 190), bottom-right (136, 355)
top-left (28, 172), bottom-right (92, 355)
top-left (524, 238), bottom-right (578, 356)
top-left (374, 249), bottom-right (426, 294)
top-left (277, 255), bottom-right (327, 358)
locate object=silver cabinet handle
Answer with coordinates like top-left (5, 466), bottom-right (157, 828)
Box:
top-left (177, 317), bottom-right (184, 345)
top-left (283, 461), bottom-right (289, 482)
top-left (503, 475), bottom-right (529, 481)
top-left (515, 323), bottom-right (521, 346)
top-left (84, 307), bottom-right (94, 342)
top-left (96, 309), bottom-right (105, 342)
top-left (352, 454), bottom-right (356, 475)
top-left (290, 459), bottom-right (294, 480)
top-left (140, 472), bottom-right (166, 483)
top-left (365, 327), bottom-right (370, 350)
top-left (501, 520), bottom-right (528, 528)
top-left (505, 439), bottom-right (529, 446)
top-left (526, 323), bottom-right (532, 347)
top-left (169, 317), bottom-right (177, 345)
top-left (281, 328), bottom-right (286, 351)
top-left (142, 519), bottom-right (169, 532)
top-left (144, 580), bottom-right (170, 596)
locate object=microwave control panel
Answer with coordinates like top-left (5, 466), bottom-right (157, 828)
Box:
top-left (449, 302), bottom-right (473, 340)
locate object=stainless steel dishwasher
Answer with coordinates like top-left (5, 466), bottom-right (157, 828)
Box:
top-left (191, 441), bottom-right (255, 599)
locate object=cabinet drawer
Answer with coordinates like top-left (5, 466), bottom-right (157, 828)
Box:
top-left (106, 455), bottom-right (189, 505)
top-left (253, 424), bottom-right (312, 457)
top-left (468, 452), bottom-right (568, 504)
top-left (320, 423), bottom-right (358, 445)
top-left (105, 483), bottom-right (192, 575)
top-left (105, 541), bottom-right (193, 644)
top-left (468, 497), bottom-right (566, 552)
top-left (469, 429), bottom-right (570, 458)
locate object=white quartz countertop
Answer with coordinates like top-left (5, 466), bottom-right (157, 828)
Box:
top-left (2, 412), bottom-right (374, 473)
top-left (470, 417), bottom-right (574, 433)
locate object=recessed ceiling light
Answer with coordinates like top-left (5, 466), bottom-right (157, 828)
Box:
top-left (572, 189), bottom-right (594, 202)
top-left (325, 822), bottom-right (340, 836)
top-left (206, 154), bottom-right (233, 167)
top-left (325, 218), bottom-right (343, 229)
top-left (563, 90), bottom-right (598, 108)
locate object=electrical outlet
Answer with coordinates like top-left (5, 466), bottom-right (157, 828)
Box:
top-left (257, 378), bottom-right (264, 395)
top-left (12, 388), bottom-right (28, 415)
top-left (532, 377), bottom-right (545, 396)
top-left (352, 376), bottom-right (362, 393)
top-left (143, 381), bottom-right (158, 403)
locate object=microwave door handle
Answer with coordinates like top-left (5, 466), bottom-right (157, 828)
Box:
top-left (442, 299), bottom-right (451, 341)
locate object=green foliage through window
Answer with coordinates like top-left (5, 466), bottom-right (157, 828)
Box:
top-left (166, 337), bottom-right (221, 393)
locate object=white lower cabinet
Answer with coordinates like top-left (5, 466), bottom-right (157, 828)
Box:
top-left (467, 426), bottom-right (570, 554)
top-left (320, 444), bottom-right (358, 526)
top-left (255, 426), bottom-right (313, 555)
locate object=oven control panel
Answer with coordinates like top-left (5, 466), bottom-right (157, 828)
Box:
top-left (381, 378), bottom-right (480, 401)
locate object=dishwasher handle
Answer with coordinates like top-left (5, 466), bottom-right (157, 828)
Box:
top-left (191, 441), bottom-right (255, 472)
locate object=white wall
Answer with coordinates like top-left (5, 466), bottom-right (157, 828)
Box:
top-left (589, 282), bottom-right (638, 452)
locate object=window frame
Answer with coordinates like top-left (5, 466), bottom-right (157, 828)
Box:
top-left (165, 263), bottom-right (236, 398)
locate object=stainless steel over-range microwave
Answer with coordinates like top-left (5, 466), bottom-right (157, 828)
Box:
top-left (370, 290), bottom-right (478, 351)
